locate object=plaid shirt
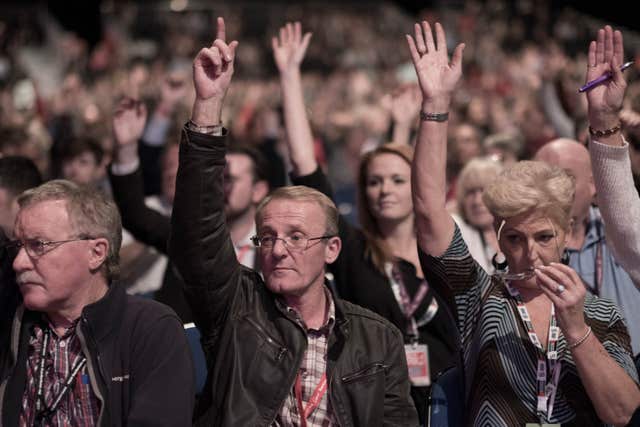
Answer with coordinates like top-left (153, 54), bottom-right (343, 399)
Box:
top-left (19, 318), bottom-right (100, 427)
top-left (273, 287), bottom-right (337, 427)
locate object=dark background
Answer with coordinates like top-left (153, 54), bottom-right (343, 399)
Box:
top-left (7, 0), bottom-right (640, 52)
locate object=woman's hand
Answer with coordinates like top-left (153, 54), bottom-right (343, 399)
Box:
top-left (272, 22), bottom-right (312, 79)
top-left (585, 25), bottom-right (627, 130)
top-left (535, 263), bottom-right (589, 344)
top-left (405, 21), bottom-right (464, 111)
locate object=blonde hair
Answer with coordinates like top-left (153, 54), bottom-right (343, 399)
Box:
top-left (482, 161), bottom-right (574, 230)
top-left (456, 157), bottom-right (503, 223)
top-left (255, 186), bottom-right (339, 236)
top-left (357, 142), bottom-right (414, 273)
top-left (18, 180), bottom-right (122, 280)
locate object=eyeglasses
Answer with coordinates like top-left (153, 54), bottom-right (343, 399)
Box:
top-left (250, 234), bottom-right (334, 253)
top-left (5, 237), bottom-right (94, 259)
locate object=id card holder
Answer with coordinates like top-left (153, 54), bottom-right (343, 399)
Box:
top-left (404, 343), bottom-right (430, 386)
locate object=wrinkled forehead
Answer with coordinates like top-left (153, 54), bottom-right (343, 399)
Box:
top-left (15, 199), bottom-right (72, 238)
top-left (498, 209), bottom-right (559, 234)
top-left (258, 199), bottom-right (326, 233)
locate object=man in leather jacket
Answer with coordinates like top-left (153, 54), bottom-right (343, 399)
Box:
top-left (169, 18), bottom-right (418, 426)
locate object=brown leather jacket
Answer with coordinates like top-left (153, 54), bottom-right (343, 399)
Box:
top-left (169, 127), bottom-right (418, 427)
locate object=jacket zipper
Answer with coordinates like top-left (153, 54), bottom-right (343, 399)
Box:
top-left (77, 316), bottom-right (106, 426)
top-left (341, 363), bottom-right (388, 384)
top-left (245, 317), bottom-right (288, 360)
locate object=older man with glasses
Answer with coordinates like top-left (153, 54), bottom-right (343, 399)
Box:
top-left (0, 179), bottom-right (194, 426)
top-left (169, 18), bottom-right (417, 427)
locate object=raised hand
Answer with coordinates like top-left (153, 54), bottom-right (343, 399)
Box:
top-left (585, 26), bottom-right (627, 129)
top-left (389, 84), bottom-right (422, 126)
top-left (406, 22), bottom-right (464, 110)
top-left (113, 97), bottom-right (147, 147)
top-left (192, 17), bottom-right (238, 124)
top-left (272, 22), bottom-right (312, 77)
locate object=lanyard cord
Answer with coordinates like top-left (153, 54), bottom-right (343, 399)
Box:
top-left (385, 262), bottom-right (430, 339)
top-left (34, 328), bottom-right (87, 422)
top-left (294, 372), bottom-right (328, 427)
top-left (505, 281), bottom-right (562, 422)
top-left (594, 238), bottom-right (604, 296)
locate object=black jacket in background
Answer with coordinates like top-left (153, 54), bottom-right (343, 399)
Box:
top-left (109, 166), bottom-right (194, 323)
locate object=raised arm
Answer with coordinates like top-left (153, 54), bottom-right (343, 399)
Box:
top-left (110, 98), bottom-right (171, 252)
top-left (408, 22), bottom-right (465, 257)
top-left (388, 84), bottom-right (422, 146)
top-left (272, 22), bottom-right (316, 176)
top-left (169, 17), bottom-right (239, 334)
top-left (586, 26), bottom-right (640, 286)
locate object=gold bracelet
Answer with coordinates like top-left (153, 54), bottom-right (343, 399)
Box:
top-left (567, 326), bottom-right (592, 350)
top-left (588, 122), bottom-right (622, 138)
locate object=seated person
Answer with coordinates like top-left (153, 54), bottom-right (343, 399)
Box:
top-left (169, 17), bottom-right (418, 426)
top-left (408, 21), bottom-right (640, 425)
top-left (0, 180), bottom-right (194, 426)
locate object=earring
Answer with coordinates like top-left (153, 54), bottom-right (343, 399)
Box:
top-left (561, 249), bottom-right (570, 265)
top-left (492, 252), bottom-right (508, 272)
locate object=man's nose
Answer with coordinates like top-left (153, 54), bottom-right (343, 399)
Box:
top-left (12, 245), bottom-right (32, 272)
top-left (271, 238), bottom-right (288, 256)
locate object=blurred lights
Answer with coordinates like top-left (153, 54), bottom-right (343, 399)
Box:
top-left (170, 0), bottom-right (188, 12)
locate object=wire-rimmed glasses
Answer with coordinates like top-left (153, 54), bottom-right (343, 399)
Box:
top-left (4, 236), bottom-right (94, 259)
top-left (250, 234), bottom-right (334, 253)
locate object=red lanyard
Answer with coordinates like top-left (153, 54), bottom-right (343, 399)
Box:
top-left (294, 372), bottom-right (328, 427)
top-left (505, 281), bottom-right (562, 422)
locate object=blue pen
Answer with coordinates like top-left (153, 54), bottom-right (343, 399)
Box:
top-left (578, 61), bottom-right (634, 93)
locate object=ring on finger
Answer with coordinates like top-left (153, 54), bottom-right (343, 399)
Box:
top-left (556, 284), bottom-right (566, 294)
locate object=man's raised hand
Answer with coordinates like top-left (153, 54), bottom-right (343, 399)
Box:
top-left (193, 17), bottom-right (238, 101)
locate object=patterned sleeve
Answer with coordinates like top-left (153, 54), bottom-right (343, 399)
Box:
top-left (420, 224), bottom-right (491, 340)
top-left (585, 295), bottom-right (639, 384)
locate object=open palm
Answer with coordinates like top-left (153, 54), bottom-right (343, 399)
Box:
top-left (406, 22), bottom-right (464, 104)
top-left (272, 22), bottom-right (312, 76)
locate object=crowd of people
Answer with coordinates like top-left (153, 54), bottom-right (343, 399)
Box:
top-left (1, 1), bottom-right (640, 426)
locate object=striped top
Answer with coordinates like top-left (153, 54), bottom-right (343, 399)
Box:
top-left (420, 226), bottom-right (639, 426)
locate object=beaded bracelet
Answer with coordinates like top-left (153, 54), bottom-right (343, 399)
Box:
top-left (588, 122), bottom-right (622, 138)
top-left (567, 326), bottom-right (592, 350)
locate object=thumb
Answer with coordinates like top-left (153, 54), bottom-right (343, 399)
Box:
top-left (451, 43), bottom-right (466, 72)
top-left (451, 43), bottom-right (467, 69)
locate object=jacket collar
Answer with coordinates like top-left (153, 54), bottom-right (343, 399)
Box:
top-left (79, 283), bottom-right (126, 343)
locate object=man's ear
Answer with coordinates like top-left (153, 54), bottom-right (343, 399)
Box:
top-left (324, 236), bottom-right (342, 265)
top-left (251, 180), bottom-right (269, 204)
top-left (88, 237), bottom-right (109, 271)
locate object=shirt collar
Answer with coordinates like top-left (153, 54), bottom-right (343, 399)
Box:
top-left (276, 286), bottom-right (336, 334)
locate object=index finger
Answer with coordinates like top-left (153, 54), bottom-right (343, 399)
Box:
top-left (216, 17), bottom-right (226, 42)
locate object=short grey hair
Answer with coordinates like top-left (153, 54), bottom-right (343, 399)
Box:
top-left (255, 186), bottom-right (338, 236)
top-left (18, 180), bottom-right (122, 280)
